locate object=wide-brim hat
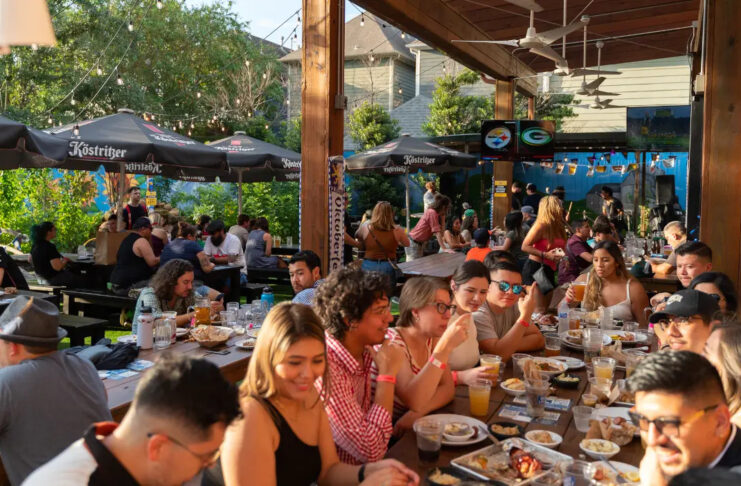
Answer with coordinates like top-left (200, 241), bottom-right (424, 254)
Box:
top-left (0, 296), bottom-right (66, 346)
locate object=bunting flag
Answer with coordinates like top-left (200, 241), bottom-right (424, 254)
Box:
top-left (587, 156), bottom-right (596, 164)
top-left (522, 161), bottom-right (536, 169)
top-left (620, 165), bottom-right (628, 175)
top-left (587, 166), bottom-right (594, 177)
top-left (663, 156), bottom-right (676, 168)
top-left (568, 163), bottom-right (578, 175)
top-left (612, 165), bottom-right (624, 173)
top-left (628, 163), bottom-right (639, 171)
top-left (555, 163), bottom-right (565, 174)
top-left (596, 166), bottom-right (607, 173)
top-left (541, 162), bottom-right (554, 169)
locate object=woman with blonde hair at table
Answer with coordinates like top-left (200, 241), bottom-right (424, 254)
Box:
top-left (203, 303), bottom-right (419, 486)
top-left (704, 323), bottom-right (741, 427)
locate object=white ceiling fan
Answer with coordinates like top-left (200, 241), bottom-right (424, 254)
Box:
top-left (568, 23), bottom-right (621, 77)
top-left (574, 95), bottom-right (626, 110)
top-left (572, 41), bottom-right (621, 96)
top-left (452, 0), bottom-right (588, 74)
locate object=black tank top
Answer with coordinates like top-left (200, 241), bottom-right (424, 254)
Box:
top-left (201, 398), bottom-right (322, 486)
top-left (109, 233), bottom-right (153, 287)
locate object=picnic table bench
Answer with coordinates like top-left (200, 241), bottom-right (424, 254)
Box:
top-left (62, 289), bottom-right (137, 317)
top-left (0, 289), bottom-right (59, 310)
top-left (59, 314), bottom-right (107, 347)
top-left (246, 267), bottom-right (291, 286)
top-left (398, 252), bottom-right (466, 280)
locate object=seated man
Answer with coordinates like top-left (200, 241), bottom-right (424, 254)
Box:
top-left (227, 213), bottom-right (251, 249)
top-left (24, 353), bottom-right (240, 485)
top-left (203, 220), bottom-right (246, 287)
top-left (289, 250), bottom-right (324, 305)
top-left (651, 221), bottom-right (687, 275)
top-left (109, 217), bottom-right (159, 295)
top-left (627, 350), bottom-right (741, 486)
top-left (483, 250), bottom-right (518, 270)
top-left (160, 223), bottom-right (214, 283)
top-left (592, 220), bottom-right (619, 244)
top-left (465, 228), bottom-right (492, 263)
top-left (0, 296), bottom-right (111, 485)
top-left (313, 268), bottom-right (403, 464)
top-left (558, 219), bottom-right (593, 285)
top-left (474, 261), bottom-right (544, 362)
top-left (649, 289), bottom-right (719, 353)
top-left (651, 241), bottom-right (713, 309)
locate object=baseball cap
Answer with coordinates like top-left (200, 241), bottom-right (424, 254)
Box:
top-left (521, 206), bottom-right (535, 217)
top-left (132, 217), bottom-right (152, 230)
top-left (473, 228), bottom-right (490, 246)
top-left (649, 289), bottom-right (720, 324)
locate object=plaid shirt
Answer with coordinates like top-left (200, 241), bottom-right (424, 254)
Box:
top-left (315, 332), bottom-right (392, 464)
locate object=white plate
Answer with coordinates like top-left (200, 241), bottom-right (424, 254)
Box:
top-left (423, 414), bottom-right (488, 446)
top-left (175, 328), bottom-right (189, 338)
top-left (552, 356), bottom-right (585, 370)
top-left (528, 357), bottom-right (568, 377)
top-left (117, 334), bottom-right (137, 344)
top-left (559, 330), bottom-right (612, 350)
top-left (525, 430), bottom-right (563, 449)
top-left (580, 439), bottom-right (620, 460)
top-left (593, 407), bottom-right (639, 436)
top-left (589, 461), bottom-right (640, 484)
top-left (236, 338), bottom-right (257, 350)
top-left (245, 329), bottom-right (260, 338)
top-left (606, 330), bottom-right (649, 345)
top-left (500, 378), bottom-right (526, 396)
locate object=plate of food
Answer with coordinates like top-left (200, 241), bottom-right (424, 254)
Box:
top-left (580, 439), bottom-right (620, 460)
top-left (607, 330), bottom-right (649, 346)
top-left (500, 378), bottom-right (526, 396)
top-left (116, 334), bottom-right (137, 344)
top-left (551, 373), bottom-right (580, 389)
top-left (236, 337), bottom-right (257, 350)
top-left (425, 414), bottom-right (488, 446)
top-left (489, 422), bottom-right (524, 441)
top-left (191, 325), bottom-right (233, 348)
top-left (427, 466), bottom-right (470, 486)
top-left (175, 328), bottom-right (189, 338)
top-left (524, 430), bottom-right (562, 449)
top-left (589, 411), bottom-right (639, 441)
top-left (587, 461), bottom-right (640, 484)
top-left (559, 330), bottom-right (612, 350)
top-left (524, 357), bottom-right (568, 377)
top-left (551, 356), bottom-right (585, 370)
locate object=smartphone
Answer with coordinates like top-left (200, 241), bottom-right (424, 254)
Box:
top-left (207, 349), bottom-right (230, 355)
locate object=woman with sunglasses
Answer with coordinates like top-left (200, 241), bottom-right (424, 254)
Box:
top-left (206, 303), bottom-right (419, 486)
top-left (704, 323), bottom-right (741, 428)
top-left (562, 240), bottom-right (650, 327)
top-left (689, 272), bottom-right (738, 314)
top-left (373, 277), bottom-right (468, 434)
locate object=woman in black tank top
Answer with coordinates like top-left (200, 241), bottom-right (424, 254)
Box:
top-left (201, 303), bottom-right (418, 486)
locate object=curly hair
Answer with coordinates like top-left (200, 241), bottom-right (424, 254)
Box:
top-left (314, 267), bottom-right (391, 340)
top-left (151, 259), bottom-right (196, 312)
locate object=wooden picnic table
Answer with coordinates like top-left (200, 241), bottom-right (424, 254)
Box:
top-left (270, 244), bottom-right (300, 257)
top-left (386, 339), bottom-right (653, 481)
top-left (0, 289), bottom-right (59, 310)
top-left (398, 252), bottom-right (466, 280)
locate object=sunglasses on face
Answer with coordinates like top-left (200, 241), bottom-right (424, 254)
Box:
top-left (429, 302), bottom-right (456, 315)
top-left (628, 404), bottom-right (718, 438)
top-left (491, 280), bottom-right (525, 295)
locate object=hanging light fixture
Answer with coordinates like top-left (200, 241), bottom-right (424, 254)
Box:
top-left (360, 13), bottom-right (365, 27)
top-left (235, 98), bottom-right (241, 105)
top-left (70, 96), bottom-right (76, 106)
top-left (96, 65), bottom-right (103, 76)
top-left (245, 60), bottom-right (250, 67)
top-left (116, 72), bottom-right (123, 85)
top-left (264, 124), bottom-right (269, 130)
top-left (156, 0), bottom-right (163, 9)
top-left (401, 32), bottom-right (406, 39)
top-left (73, 124), bottom-right (80, 136)
top-left (196, 91), bottom-right (201, 98)
top-left (47, 116), bottom-right (52, 124)
top-left (128, 20), bottom-right (134, 32)
top-left (190, 122), bottom-right (194, 129)
top-left (262, 72), bottom-right (267, 79)
top-left (151, 114), bottom-right (155, 121)
top-left (187, 130), bottom-right (192, 136)
top-left (0, 0), bottom-right (57, 53)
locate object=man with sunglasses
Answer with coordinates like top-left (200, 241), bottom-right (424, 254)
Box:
top-left (649, 289), bottom-right (719, 354)
top-left (24, 353), bottom-right (240, 486)
top-left (473, 261), bottom-right (544, 362)
top-left (627, 350), bottom-right (741, 485)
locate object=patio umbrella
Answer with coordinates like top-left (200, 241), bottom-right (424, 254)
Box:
top-left (48, 108), bottom-right (229, 205)
top-left (208, 131), bottom-right (301, 211)
top-left (345, 134), bottom-right (478, 230)
top-left (0, 116), bottom-right (69, 169)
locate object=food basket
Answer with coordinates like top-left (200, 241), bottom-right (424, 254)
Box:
top-left (191, 325), bottom-right (232, 348)
top-left (451, 438), bottom-right (572, 485)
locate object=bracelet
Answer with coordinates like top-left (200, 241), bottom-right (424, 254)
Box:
top-left (519, 319), bottom-right (531, 328)
top-left (376, 374), bottom-right (397, 384)
top-left (429, 355), bottom-right (448, 370)
top-left (451, 371), bottom-right (458, 386)
top-left (358, 464), bottom-right (366, 483)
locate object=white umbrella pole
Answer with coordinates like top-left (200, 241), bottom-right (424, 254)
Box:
top-left (405, 169), bottom-right (410, 232)
top-left (237, 170), bottom-right (243, 214)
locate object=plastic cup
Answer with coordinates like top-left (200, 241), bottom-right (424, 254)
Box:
top-left (154, 318), bottom-right (171, 350)
top-left (626, 353), bottom-right (646, 378)
top-left (468, 380), bottom-right (491, 417)
top-left (583, 328), bottom-right (603, 364)
top-left (413, 418), bottom-right (443, 462)
top-left (623, 321), bottom-right (639, 332)
top-left (512, 353), bottom-right (529, 379)
top-left (573, 406), bottom-right (594, 432)
top-left (480, 354), bottom-right (502, 381)
top-left (545, 335), bottom-right (561, 357)
top-left (582, 393), bottom-right (598, 407)
top-left (592, 357), bottom-right (616, 381)
top-left (589, 377), bottom-right (612, 400)
top-left (525, 379), bottom-right (550, 417)
top-left (569, 309), bottom-right (586, 330)
top-left (572, 282), bottom-right (586, 302)
top-left (563, 459), bottom-right (590, 485)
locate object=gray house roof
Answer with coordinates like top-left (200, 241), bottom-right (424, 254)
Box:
top-left (390, 96), bottom-right (432, 138)
top-left (246, 33), bottom-right (292, 57)
top-left (280, 12), bottom-right (415, 64)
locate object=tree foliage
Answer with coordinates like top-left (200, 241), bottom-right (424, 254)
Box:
top-left (347, 102), bottom-right (400, 151)
top-left (514, 93), bottom-right (579, 130)
top-left (422, 70), bottom-right (493, 136)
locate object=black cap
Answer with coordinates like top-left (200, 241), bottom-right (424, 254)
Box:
top-left (473, 228), bottom-right (490, 246)
top-left (132, 217), bottom-right (152, 230)
top-left (649, 289), bottom-right (720, 324)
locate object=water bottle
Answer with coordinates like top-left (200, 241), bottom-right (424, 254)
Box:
top-left (136, 306), bottom-right (154, 350)
top-left (557, 300), bottom-right (570, 334)
top-left (260, 287), bottom-right (274, 312)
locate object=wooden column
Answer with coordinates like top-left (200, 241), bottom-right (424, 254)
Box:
top-left (301, 0), bottom-right (344, 274)
top-left (700, 0), bottom-right (741, 291)
top-left (492, 80), bottom-right (515, 228)
top-left (527, 96), bottom-right (536, 120)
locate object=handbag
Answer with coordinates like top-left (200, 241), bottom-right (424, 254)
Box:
top-left (533, 263), bottom-right (555, 295)
top-left (368, 227), bottom-right (404, 282)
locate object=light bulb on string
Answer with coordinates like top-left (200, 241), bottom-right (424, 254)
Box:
top-left (116, 72), bottom-right (123, 85)
top-left (128, 20), bottom-right (134, 32)
top-left (262, 72), bottom-right (267, 79)
top-left (47, 116), bottom-right (53, 125)
top-left (70, 96), bottom-right (76, 106)
top-left (31, 43), bottom-right (38, 51)
top-left (196, 91), bottom-right (201, 98)
top-left (221, 126), bottom-right (226, 132)
top-left (73, 124), bottom-right (80, 136)
top-left (297, 14), bottom-right (300, 24)
top-left (245, 60), bottom-right (250, 67)
top-left (151, 114), bottom-right (155, 121)
top-left (401, 32), bottom-right (406, 39)
top-left (156, 0), bottom-right (163, 9)
top-left (293, 33), bottom-right (297, 41)
top-left (190, 122), bottom-right (194, 129)
top-left (264, 124), bottom-right (269, 130)
top-left (187, 130), bottom-right (192, 136)
top-left (178, 120), bottom-right (183, 129)
top-left (398, 88), bottom-right (402, 94)
top-left (236, 98), bottom-right (241, 105)
top-left (96, 65), bottom-right (103, 76)
top-left (360, 13), bottom-right (365, 26)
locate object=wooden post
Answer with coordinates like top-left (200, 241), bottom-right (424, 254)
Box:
top-left (492, 80), bottom-right (515, 228)
top-left (700, 0), bottom-right (741, 291)
top-left (527, 96), bottom-right (536, 120)
top-left (301, 0), bottom-right (344, 275)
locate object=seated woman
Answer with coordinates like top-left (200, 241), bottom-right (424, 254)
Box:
top-left (160, 223), bottom-right (215, 283)
top-left (133, 259), bottom-right (223, 333)
top-left (148, 212), bottom-right (170, 257)
top-left (494, 211), bottom-right (528, 269)
top-left (373, 277), bottom-right (468, 433)
top-left (562, 240), bottom-right (650, 327)
top-left (204, 303), bottom-right (418, 486)
top-left (690, 271), bottom-right (738, 314)
top-left (704, 323), bottom-right (741, 427)
top-left (460, 213), bottom-right (478, 244)
top-left (246, 217), bottom-right (286, 269)
top-left (0, 246), bottom-right (28, 292)
top-left (30, 221), bottom-right (87, 288)
top-left (355, 201), bottom-right (409, 289)
top-left (109, 217), bottom-right (159, 295)
top-left (443, 216), bottom-right (469, 252)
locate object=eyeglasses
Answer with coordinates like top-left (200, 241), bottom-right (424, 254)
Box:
top-left (656, 316), bottom-right (703, 333)
top-left (147, 432), bottom-right (221, 466)
top-left (628, 404), bottom-right (719, 438)
top-left (429, 302), bottom-right (456, 315)
top-left (491, 280), bottom-right (525, 295)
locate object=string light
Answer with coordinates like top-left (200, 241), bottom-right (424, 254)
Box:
top-left (196, 91), bottom-right (201, 98)
top-left (264, 124), bottom-right (269, 130)
top-left (262, 72), bottom-right (267, 79)
top-left (235, 98), bottom-right (241, 105)
top-left (151, 114), bottom-right (155, 121)
top-left (401, 32), bottom-right (406, 39)
top-left (360, 13), bottom-right (365, 26)
top-left (96, 65), bottom-right (103, 76)
top-left (47, 116), bottom-right (53, 125)
top-left (128, 20), bottom-right (134, 32)
top-left (297, 14), bottom-right (300, 24)
top-left (398, 88), bottom-right (402, 94)
top-left (190, 122), bottom-right (194, 129)
top-left (178, 120), bottom-right (183, 128)
top-left (187, 130), bottom-right (192, 136)
top-left (221, 126), bottom-right (226, 132)
top-left (245, 60), bottom-right (250, 67)
top-left (156, 0), bottom-right (163, 9)
top-left (70, 96), bottom-right (76, 106)
top-left (73, 124), bottom-right (80, 136)
top-left (31, 44), bottom-right (38, 51)
top-left (116, 72), bottom-right (123, 85)
top-left (293, 33), bottom-right (297, 41)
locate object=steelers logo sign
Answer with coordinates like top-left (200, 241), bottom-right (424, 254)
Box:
top-left (484, 126), bottom-right (512, 150)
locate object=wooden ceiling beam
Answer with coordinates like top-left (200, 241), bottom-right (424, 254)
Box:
top-left (352, 0), bottom-right (539, 96)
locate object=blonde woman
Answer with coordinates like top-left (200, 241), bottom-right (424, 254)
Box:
top-left (562, 240), bottom-right (649, 327)
top-left (373, 277), bottom-right (468, 433)
top-left (521, 196), bottom-right (567, 309)
top-left (356, 201), bottom-right (409, 288)
top-left (704, 324), bottom-right (741, 427)
top-left (206, 303), bottom-right (418, 486)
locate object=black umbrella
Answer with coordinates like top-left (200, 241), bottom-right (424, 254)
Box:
top-left (0, 116), bottom-right (69, 169)
top-left (208, 132), bottom-right (301, 210)
top-left (48, 109), bottom-right (229, 183)
top-left (345, 134), bottom-right (478, 229)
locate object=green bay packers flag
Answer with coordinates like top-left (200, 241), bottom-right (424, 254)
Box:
top-left (480, 120), bottom-right (554, 162)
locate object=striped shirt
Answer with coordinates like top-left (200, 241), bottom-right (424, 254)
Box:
top-left (315, 333), bottom-right (392, 464)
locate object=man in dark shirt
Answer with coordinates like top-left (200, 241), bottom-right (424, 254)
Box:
top-left (0, 247), bottom-right (28, 290)
top-left (600, 186), bottom-right (625, 233)
top-left (558, 219), bottom-right (593, 285)
top-left (511, 182), bottom-right (524, 210)
top-left (118, 186), bottom-right (148, 231)
top-left (522, 183), bottom-right (542, 211)
top-left (160, 224), bottom-right (214, 281)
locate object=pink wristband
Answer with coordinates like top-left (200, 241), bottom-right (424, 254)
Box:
top-left (451, 371), bottom-right (458, 386)
top-left (376, 374), bottom-right (396, 384)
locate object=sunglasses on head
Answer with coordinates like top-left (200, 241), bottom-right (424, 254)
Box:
top-left (491, 280), bottom-right (525, 295)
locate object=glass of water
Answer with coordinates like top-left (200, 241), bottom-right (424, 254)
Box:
top-left (226, 302), bottom-right (240, 314)
top-left (154, 319), bottom-right (171, 350)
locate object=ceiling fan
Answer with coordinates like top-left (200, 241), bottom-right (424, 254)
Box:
top-left (573, 41), bottom-right (621, 96)
top-left (452, 0), bottom-right (588, 74)
top-left (574, 95), bottom-right (626, 110)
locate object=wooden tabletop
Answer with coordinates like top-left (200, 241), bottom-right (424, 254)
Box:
top-left (385, 344), bottom-right (648, 480)
top-left (639, 273), bottom-right (681, 294)
top-left (398, 252), bottom-right (466, 279)
top-left (105, 334), bottom-right (252, 421)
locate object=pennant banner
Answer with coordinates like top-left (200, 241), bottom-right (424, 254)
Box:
top-left (555, 163), bottom-right (565, 174)
top-left (612, 165), bottom-right (624, 173)
top-left (541, 162), bottom-right (554, 169)
top-left (596, 166), bottom-right (607, 173)
top-left (568, 163), bottom-right (578, 175)
top-left (587, 166), bottom-right (594, 177)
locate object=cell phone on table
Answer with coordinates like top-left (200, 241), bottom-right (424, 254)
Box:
top-left (207, 349), bottom-right (230, 355)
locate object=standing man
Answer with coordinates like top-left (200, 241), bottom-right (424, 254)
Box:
top-left (600, 186), bottom-right (625, 234)
top-left (407, 194), bottom-right (451, 261)
top-left (511, 182), bottom-right (524, 210)
top-left (118, 186), bottom-right (148, 231)
top-left (289, 250), bottom-right (324, 305)
top-left (228, 214), bottom-right (251, 249)
top-left (522, 183), bottom-right (542, 211)
top-left (521, 206), bottom-right (535, 232)
top-left (0, 296), bottom-right (111, 485)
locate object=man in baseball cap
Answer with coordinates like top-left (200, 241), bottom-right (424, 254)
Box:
top-left (649, 289), bottom-right (720, 354)
top-left (0, 296), bottom-right (111, 485)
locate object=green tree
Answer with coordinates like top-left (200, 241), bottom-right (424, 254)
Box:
top-left (514, 93), bottom-right (579, 130)
top-left (422, 69), bottom-right (493, 136)
top-left (283, 117), bottom-right (302, 153)
top-left (347, 102), bottom-right (400, 150)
